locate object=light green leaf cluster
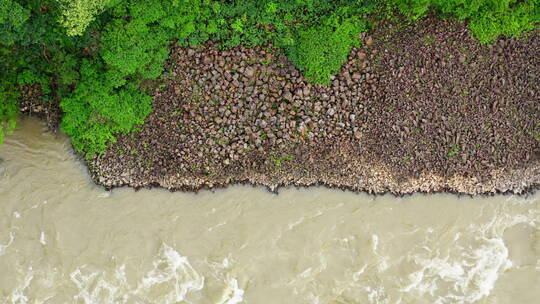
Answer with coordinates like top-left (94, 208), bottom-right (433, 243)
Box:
top-left (57, 0), bottom-right (110, 36)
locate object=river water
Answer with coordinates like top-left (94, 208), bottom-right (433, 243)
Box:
top-left (0, 118), bottom-right (539, 304)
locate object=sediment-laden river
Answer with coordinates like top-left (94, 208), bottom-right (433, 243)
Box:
top-left (1, 118), bottom-right (539, 304)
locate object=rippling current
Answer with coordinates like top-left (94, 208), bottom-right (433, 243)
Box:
top-left (0, 118), bottom-right (539, 304)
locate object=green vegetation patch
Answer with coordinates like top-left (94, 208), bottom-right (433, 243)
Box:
top-left (383, 0), bottom-right (540, 43)
top-left (288, 18), bottom-right (365, 85)
top-left (0, 0), bottom-right (537, 155)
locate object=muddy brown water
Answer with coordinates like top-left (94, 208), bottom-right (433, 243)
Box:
top-left (0, 118), bottom-right (539, 304)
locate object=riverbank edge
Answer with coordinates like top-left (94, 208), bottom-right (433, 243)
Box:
top-left (86, 161), bottom-right (540, 196)
top-left (18, 109), bottom-right (539, 196)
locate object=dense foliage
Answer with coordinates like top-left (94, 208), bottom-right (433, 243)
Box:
top-left (288, 18), bottom-right (365, 85)
top-left (384, 0), bottom-right (540, 43)
top-left (1, 0), bottom-right (538, 153)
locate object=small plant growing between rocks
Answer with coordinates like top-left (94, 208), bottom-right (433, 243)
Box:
top-left (447, 145), bottom-right (460, 157)
top-left (270, 153), bottom-right (294, 166)
top-left (534, 123), bottom-right (540, 142)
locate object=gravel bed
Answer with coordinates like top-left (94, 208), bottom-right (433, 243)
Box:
top-left (89, 18), bottom-right (540, 195)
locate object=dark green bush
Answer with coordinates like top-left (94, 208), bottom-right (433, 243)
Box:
top-left (0, 0), bottom-right (29, 46)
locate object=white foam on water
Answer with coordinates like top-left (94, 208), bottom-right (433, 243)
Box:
top-left (448, 238), bottom-right (511, 303)
top-left (137, 243), bottom-right (205, 302)
top-left (401, 237), bottom-right (510, 304)
top-left (31, 200), bottom-right (47, 209)
top-left (365, 286), bottom-right (389, 304)
top-left (208, 221), bottom-right (227, 232)
top-left (219, 278), bottom-right (244, 304)
top-left (3, 266), bottom-right (61, 304)
top-left (205, 256), bottom-right (245, 303)
top-left (222, 257), bottom-right (230, 268)
top-left (10, 270), bottom-right (33, 304)
top-left (98, 192), bottom-right (110, 198)
top-left (377, 258), bottom-right (390, 273)
top-left (0, 231), bottom-right (14, 256)
top-left (70, 265), bottom-right (121, 304)
top-left (400, 206), bottom-right (539, 304)
top-left (352, 264), bottom-right (367, 281)
top-left (68, 244), bottom-right (204, 304)
top-left (13, 211), bottom-right (21, 218)
top-left (288, 217), bottom-right (305, 230)
top-left (370, 234), bottom-right (390, 273)
top-left (300, 267), bottom-right (313, 278)
top-left (39, 232), bottom-right (46, 245)
top-left (371, 234), bottom-right (379, 252)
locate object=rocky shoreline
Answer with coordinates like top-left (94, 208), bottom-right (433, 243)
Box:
top-left (87, 18), bottom-right (539, 195)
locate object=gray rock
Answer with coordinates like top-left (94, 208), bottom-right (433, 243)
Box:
top-left (298, 124), bottom-right (308, 136)
top-left (245, 67), bottom-right (256, 78)
top-left (282, 90), bottom-right (293, 101)
top-left (358, 52), bottom-right (367, 60)
top-left (327, 108), bottom-right (335, 116)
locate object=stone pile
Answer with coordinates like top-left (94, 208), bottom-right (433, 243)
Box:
top-left (90, 18), bottom-right (539, 194)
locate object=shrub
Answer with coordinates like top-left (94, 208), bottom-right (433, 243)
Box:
top-left (60, 60), bottom-right (152, 157)
top-left (0, 83), bottom-right (19, 144)
top-left (100, 20), bottom-right (169, 80)
top-left (463, 0), bottom-right (540, 43)
top-left (383, 0), bottom-right (540, 43)
top-left (0, 0), bottom-right (30, 46)
top-left (288, 18), bottom-right (365, 85)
